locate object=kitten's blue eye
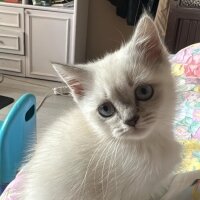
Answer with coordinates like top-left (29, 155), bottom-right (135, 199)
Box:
top-left (98, 102), bottom-right (115, 118)
top-left (135, 85), bottom-right (154, 101)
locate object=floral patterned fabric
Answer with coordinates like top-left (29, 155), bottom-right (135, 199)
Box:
top-left (174, 79), bottom-right (200, 140)
top-left (171, 43), bottom-right (200, 141)
top-left (171, 43), bottom-right (200, 177)
top-left (171, 43), bottom-right (200, 79)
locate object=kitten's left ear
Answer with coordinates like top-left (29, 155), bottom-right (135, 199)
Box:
top-left (52, 63), bottom-right (91, 102)
top-left (131, 14), bottom-right (167, 63)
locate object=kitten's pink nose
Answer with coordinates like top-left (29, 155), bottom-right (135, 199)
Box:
top-left (124, 115), bottom-right (139, 127)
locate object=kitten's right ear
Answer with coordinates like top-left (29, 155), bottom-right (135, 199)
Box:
top-left (52, 63), bottom-right (91, 102)
top-left (130, 14), bottom-right (166, 64)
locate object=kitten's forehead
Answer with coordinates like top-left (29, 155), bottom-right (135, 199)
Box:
top-left (94, 49), bottom-right (154, 88)
top-left (92, 55), bottom-right (154, 106)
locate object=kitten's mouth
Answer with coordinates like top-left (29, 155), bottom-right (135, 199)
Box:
top-left (116, 126), bottom-right (148, 139)
top-left (130, 127), bottom-right (146, 134)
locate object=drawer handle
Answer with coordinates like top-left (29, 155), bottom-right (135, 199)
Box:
top-left (0, 41), bottom-right (4, 45)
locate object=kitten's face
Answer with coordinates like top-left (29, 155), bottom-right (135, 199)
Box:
top-left (80, 53), bottom-right (174, 140)
top-left (53, 15), bottom-right (175, 140)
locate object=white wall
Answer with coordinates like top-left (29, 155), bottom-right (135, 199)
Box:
top-left (86, 0), bottom-right (133, 60)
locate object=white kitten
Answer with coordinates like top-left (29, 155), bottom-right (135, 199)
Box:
top-left (19, 15), bottom-right (181, 200)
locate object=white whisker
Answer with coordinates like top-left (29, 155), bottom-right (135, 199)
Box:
top-left (93, 139), bottom-right (113, 195)
top-left (102, 139), bottom-right (116, 200)
top-left (105, 139), bottom-right (118, 198)
top-left (78, 138), bottom-right (107, 198)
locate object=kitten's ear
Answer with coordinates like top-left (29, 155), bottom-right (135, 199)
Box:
top-left (131, 14), bottom-right (166, 63)
top-left (52, 63), bottom-right (91, 102)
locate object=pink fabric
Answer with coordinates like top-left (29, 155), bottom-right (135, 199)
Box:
top-left (0, 171), bottom-right (24, 200)
top-left (171, 43), bottom-right (200, 78)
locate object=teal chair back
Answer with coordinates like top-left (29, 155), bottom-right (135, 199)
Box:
top-left (0, 93), bottom-right (36, 187)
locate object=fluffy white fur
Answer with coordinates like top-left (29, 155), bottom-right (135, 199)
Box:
top-left (19, 15), bottom-right (181, 200)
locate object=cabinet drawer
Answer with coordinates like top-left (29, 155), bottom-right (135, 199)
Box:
top-left (0, 53), bottom-right (25, 76)
top-left (0, 6), bottom-right (24, 31)
top-left (0, 30), bottom-right (24, 55)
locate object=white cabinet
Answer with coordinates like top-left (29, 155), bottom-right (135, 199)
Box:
top-left (0, 6), bottom-right (24, 31)
top-left (25, 9), bottom-right (72, 81)
top-left (0, 0), bottom-right (88, 81)
top-left (0, 6), bottom-right (25, 76)
top-left (0, 29), bottom-right (24, 55)
top-left (0, 53), bottom-right (25, 75)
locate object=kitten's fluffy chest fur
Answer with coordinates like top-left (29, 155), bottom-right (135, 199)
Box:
top-left (68, 111), bottom-right (180, 200)
top-left (22, 109), bottom-right (180, 200)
